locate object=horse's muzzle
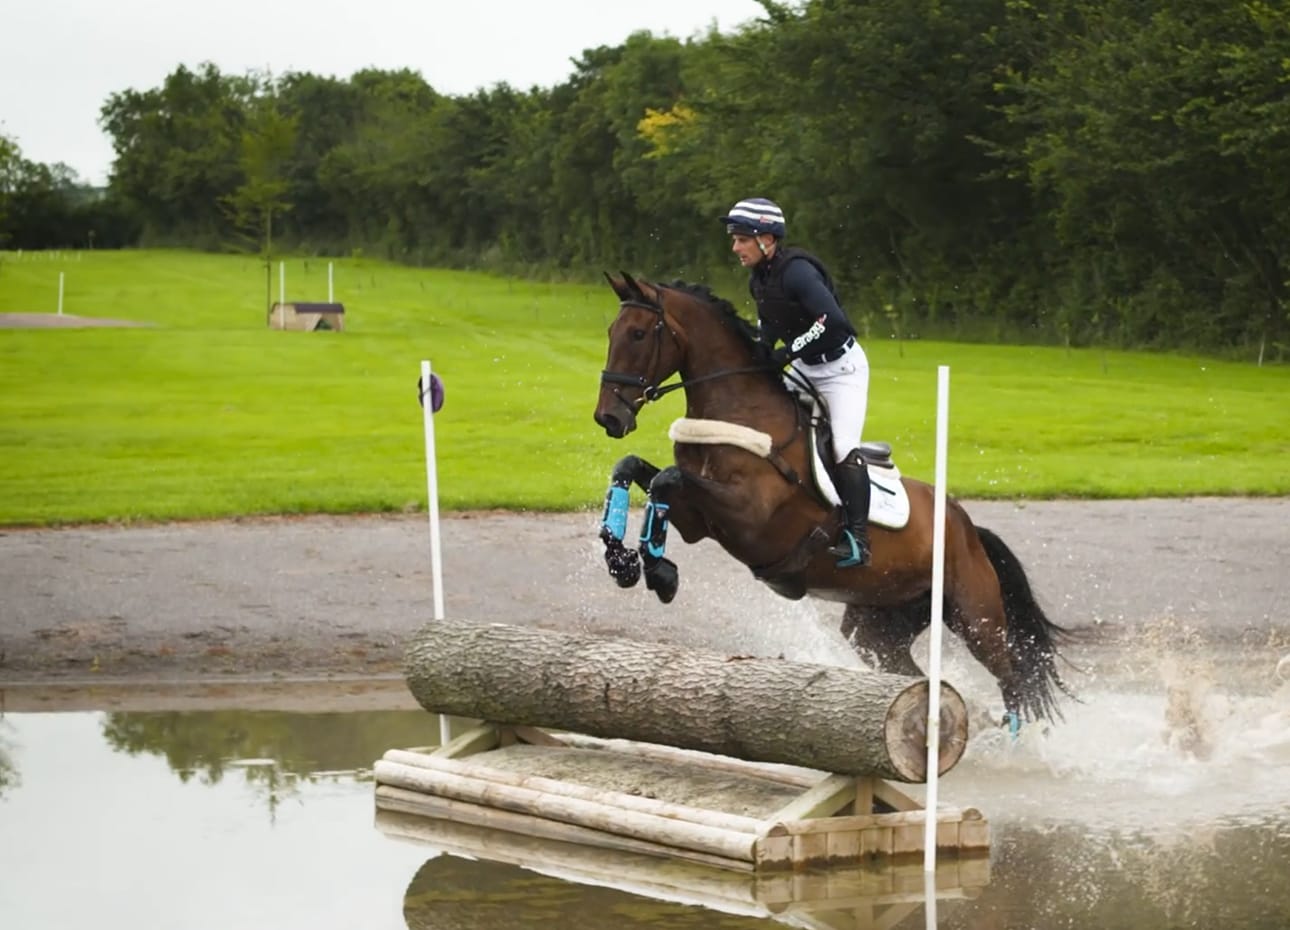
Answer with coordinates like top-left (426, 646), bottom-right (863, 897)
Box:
top-left (594, 408), bottom-right (636, 438)
top-left (593, 386), bottom-right (645, 438)
top-left (594, 388), bottom-right (640, 438)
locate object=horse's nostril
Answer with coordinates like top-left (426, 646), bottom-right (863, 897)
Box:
top-left (595, 412), bottom-right (621, 436)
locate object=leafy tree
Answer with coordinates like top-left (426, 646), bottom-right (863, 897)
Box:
top-left (222, 95), bottom-right (297, 258)
top-left (999, 0), bottom-right (1290, 353)
top-left (101, 63), bottom-right (258, 245)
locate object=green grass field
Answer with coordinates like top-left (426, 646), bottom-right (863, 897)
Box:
top-left (1, 249), bottom-right (1286, 526)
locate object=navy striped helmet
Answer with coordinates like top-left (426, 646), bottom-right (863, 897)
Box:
top-left (720, 198), bottom-right (786, 239)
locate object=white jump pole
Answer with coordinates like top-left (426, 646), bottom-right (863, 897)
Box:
top-left (924, 365), bottom-right (950, 873)
top-left (420, 360), bottom-right (451, 746)
top-left (279, 261), bottom-right (286, 306)
top-left (57, 272), bottom-right (65, 315)
top-left (328, 261), bottom-right (334, 303)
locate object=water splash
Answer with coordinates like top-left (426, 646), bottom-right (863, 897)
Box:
top-left (943, 615), bottom-right (1290, 835)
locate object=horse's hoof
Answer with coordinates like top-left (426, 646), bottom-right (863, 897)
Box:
top-left (645, 558), bottom-right (679, 604)
top-left (605, 547), bottom-right (641, 588)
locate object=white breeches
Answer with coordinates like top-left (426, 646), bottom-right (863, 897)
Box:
top-left (789, 342), bottom-right (870, 463)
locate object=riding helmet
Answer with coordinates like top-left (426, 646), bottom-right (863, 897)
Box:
top-left (719, 198), bottom-right (786, 239)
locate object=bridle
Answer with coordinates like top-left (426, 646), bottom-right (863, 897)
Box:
top-left (599, 299), bottom-right (680, 406)
top-left (599, 286), bottom-right (820, 491)
top-left (599, 293), bottom-right (780, 410)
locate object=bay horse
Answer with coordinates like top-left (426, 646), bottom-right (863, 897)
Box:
top-left (592, 273), bottom-right (1072, 728)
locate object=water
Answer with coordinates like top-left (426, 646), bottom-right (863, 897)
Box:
top-left (1, 650), bottom-right (1288, 929)
top-left (0, 706), bottom-right (435, 929)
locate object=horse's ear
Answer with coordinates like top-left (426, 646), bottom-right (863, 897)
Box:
top-left (620, 270), bottom-right (645, 301)
top-left (601, 270), bottom-right (632, 299)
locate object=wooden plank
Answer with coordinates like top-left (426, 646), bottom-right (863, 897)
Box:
top-left (428, 723), bottom-right (501, 759)
top-left (761, 774), bottom-right (856, 825)
top-left (860, 826), bottom-right (892, 858)
top-left (854, 775), bottom-right (875, 814)
top-left (958, 816), bottom-right (991, 850)
top-left (509, 725), bottom-right (567, 747)
top-left (891, 824), bottom-right (923, 856)
top-left (375, 785), bottom-right (754, 872)
top-left (768, 807), bottom-right (985, 836)
top-left (552, 731), bottom-right (827, 788)
top-left (872, 780), bottom-right (922, 812)
top-left (793, 831), bottom-right (831, 867)
top-left (382, 748), bottom-right (765, 834)
top-left (827, 828), bottom-right (862, 863)
top-left (375, 759), bottom-right (758, 861)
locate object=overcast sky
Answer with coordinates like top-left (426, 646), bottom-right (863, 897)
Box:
top-left (2, 0), bottom-right (766, 186)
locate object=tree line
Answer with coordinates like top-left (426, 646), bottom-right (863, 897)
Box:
top-left (3, 0), bottom-right (1287, 358)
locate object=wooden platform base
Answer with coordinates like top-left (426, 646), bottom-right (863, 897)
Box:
top-left (373, 722), bottom-right (989, 872)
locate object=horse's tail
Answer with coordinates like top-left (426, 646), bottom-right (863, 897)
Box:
top-left (976, 526), bottom-right (1076, 723)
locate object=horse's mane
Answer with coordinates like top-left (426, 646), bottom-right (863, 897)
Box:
top-left (659, 280), bottom-right (781, 375)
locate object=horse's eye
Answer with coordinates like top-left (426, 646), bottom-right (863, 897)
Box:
top-left (630, 328), bottom-right (647, 342)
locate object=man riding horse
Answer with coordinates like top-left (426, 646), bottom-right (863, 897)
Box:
top-left (720, 197), bottom-right (873, 567)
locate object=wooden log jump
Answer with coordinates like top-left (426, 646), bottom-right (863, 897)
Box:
top-left (402, 619), bottom-right (968, 782)
top-left (382, 619), bottom-right (988, 871)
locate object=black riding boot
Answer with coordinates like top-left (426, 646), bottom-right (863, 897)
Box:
top-left (827, 449), bottom-right (871, 566)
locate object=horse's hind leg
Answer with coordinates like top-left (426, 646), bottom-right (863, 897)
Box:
top-left (841, 598), bottom-right (930, 678)
top-left (945, 569), bottom-right (1024, 730)
top-left (599, 455), bottom-right (659, 588)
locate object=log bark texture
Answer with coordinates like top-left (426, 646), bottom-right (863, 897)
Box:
top-left (403, 620), bottom-right (968, 781)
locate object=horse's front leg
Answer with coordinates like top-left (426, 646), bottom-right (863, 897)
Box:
top-left (599, 454), bottom-right (660, 588)
top-left (638, 466), bottom-right (687, 604)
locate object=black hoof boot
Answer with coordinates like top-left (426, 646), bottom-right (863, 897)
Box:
top-left (644, 558), bottom-right (679, 604)
top-left (604, 538), bottom-right (641, 588)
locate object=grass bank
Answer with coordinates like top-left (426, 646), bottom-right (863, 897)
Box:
top-left (1, 249), bottom-right (1286, 526)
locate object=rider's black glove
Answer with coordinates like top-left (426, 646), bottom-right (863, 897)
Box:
top-left (770, 346), bottom-right (792, 368)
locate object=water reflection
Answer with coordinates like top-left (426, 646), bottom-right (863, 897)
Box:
top-left (0, 681), bottom-right (1286, 930)
top-left (388, 810), bottom-right (987, 928)
top-left (99, 709), bottom-right (444, 818)
top-left (0, 709), bottom-right (431, 930)
top-left (392, 816), bottom-right (1290, 929)
top-left (102, 709), bottom-right (443, 780)
top-left (403, 854), bottom-right (784, 929)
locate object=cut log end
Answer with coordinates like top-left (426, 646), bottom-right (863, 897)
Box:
top-left (884, 680), bottom-right (969, 781)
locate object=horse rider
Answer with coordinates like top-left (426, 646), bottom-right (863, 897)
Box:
top-left (719, 197), bottom-right (873, 567)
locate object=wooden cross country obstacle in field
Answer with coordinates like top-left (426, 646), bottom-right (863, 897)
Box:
top-left (374, 619), bottom-right (989, 872)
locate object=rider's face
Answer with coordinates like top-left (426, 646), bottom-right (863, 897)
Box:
top-left (730, 233), bottom-right (773, 267)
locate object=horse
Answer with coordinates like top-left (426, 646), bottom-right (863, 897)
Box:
top-left (592, 272), bottom-right (1073, 729)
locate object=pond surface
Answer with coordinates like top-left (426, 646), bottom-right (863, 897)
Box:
top-left (1, 651), bottom-right (1288, 929)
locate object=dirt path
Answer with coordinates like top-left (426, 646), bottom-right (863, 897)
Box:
top-left (2, 500), bottom-right (1287, 708)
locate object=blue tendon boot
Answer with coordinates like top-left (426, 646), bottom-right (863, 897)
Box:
top-left (638, 500), bottom-right (679, 603)
top-left (600, 479), bottom-right (640, 588)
